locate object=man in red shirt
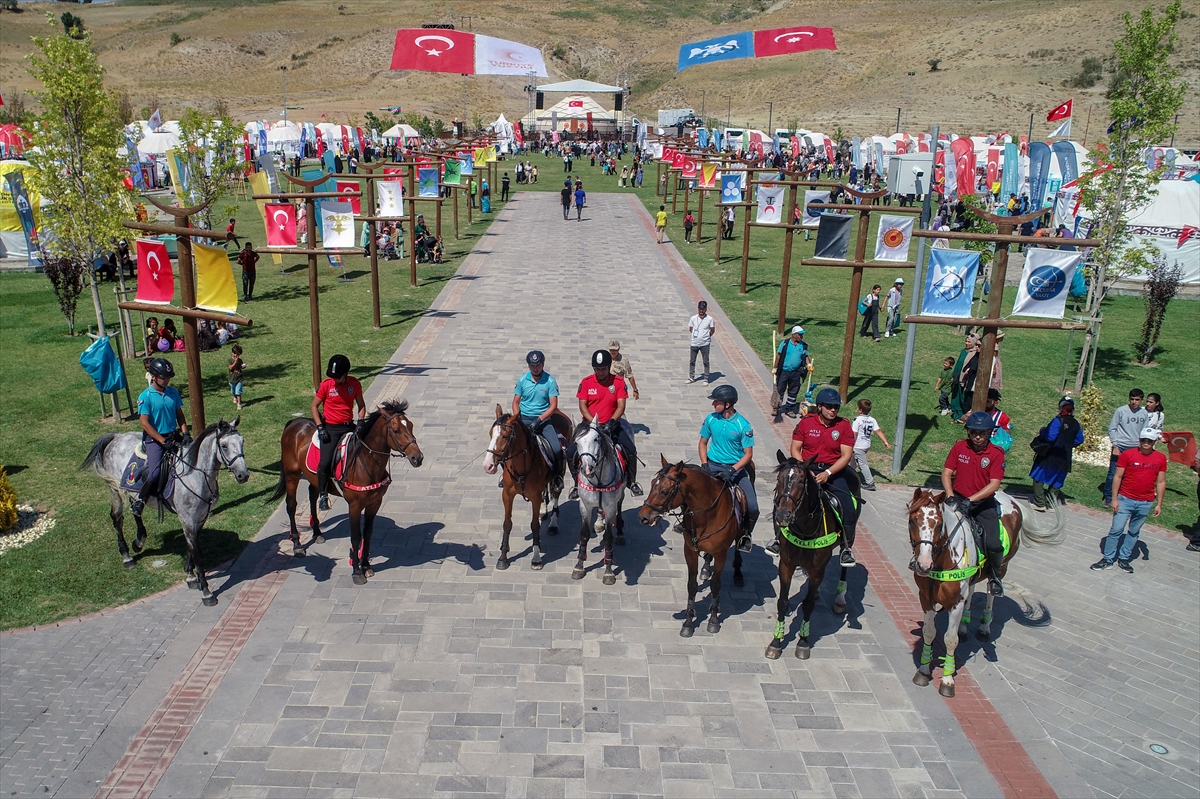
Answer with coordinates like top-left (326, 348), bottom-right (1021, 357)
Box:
top-left (789, 388), bottom-right (861, 565)
top-left (1092, 428), bottom-right (1167, 573)
top-left (310, 354), bottom-right (366, 510)
top-left (942, 411), bottom-right (1006, 595)
top-left (568, 350), bottom-right (641, 498)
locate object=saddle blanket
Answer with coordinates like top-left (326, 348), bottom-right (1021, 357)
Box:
top-left (120, 445), bottom-right (176, 503)
top-left (305, 431), bottom-right (353, 480)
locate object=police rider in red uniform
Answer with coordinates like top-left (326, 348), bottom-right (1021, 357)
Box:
top-left (311, 354), bottom-right (366, 510)
top-left (789, 387), bottom-right (861, 564)
top-left (568, 349), bottom-right (641, 498)
top-left (942, 411), bottom-right (1006, 596)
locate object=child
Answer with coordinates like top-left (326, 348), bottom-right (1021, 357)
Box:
top-left (655, 205), bottom-right (668, 244)
top-left (683, 211), bottom-right (695, 243)
top-left (228, 344), bottom-right (245, 411)
top-left (851, 398), bottom-right (891, 491)
top-left (935, 356), bottom-right (954, 415)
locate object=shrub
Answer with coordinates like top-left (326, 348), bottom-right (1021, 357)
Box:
top-left (43, 255), bottom-right (88, 337)
top-left (927, 58), bottom-right (941, 72)
top-left (1134, 257), bottom-right (1183, 364)
top-left (1077, 383), bottom-right (1107, 454)
top-left (0, 468), bottom-right (17, 532)
top-left (1066, 56), bottom-right (1104, 88)
top-left (169, 32), bottom-right (182, 47)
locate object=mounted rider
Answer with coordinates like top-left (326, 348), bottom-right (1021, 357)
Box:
top-left (312, 354), bottom-right (366, 510)
top-left (512, 350), bottom-right (565, 483)
top-left (131, 357), bottom-right (190, 516)
top-left (789, 387), bottom-right (862, 564)
top-left (568, 349), bottom-right (641, 498)
top-left (698, 385), bottom-right (757, 553)
top-left (942, 411), bottom-right (1006, 596)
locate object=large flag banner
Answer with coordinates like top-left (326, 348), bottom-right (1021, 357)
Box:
top-left (3, 170), bottom-right (43, 268)
top-left (678, 31), bottom-right (754, 71)
top-left (390, 29), bottom-right (476, 73)
top-left (193, 242), bottom-right (238, 314)
top-left (485, 145), bottom-right (497, 163)
top-left (950, 138), bottom-right (976, 196)
top-left (264, 202), bottom-right (297, 247)
top-left (473, 147), bottom-right (489, 168)
top-left (814, 215), bottom-right (852, 260)
top-left (335, 180), bottom-right (361, 215)
top-left (1051, 141), bottom-right (1079, 187)
top-left (754, 26), bottom-right (837, 57)
top-left (1028, 142), bottom-right (1052, 209)
top-left (1166, 431), bottom-right (1197, 466)
top-left (458, 154), bottom-right (473, 176)
top-left (320, 201), bottom-right (355, 249)
top-left (756, 185), bottom-right (785, 224)
top-left (134, 239), bottom-right (173, 304)
top-left (418, 167), bottom-right (439, 198)
top-left (443, 159), bottom-right (462, 186)
top-left (700, 163), bottom-right (718, 188)
top-left (874, 215), bottom-right (914, 261)
top-left (1046, 99), bottom-right (1072, 122)
top-left (1012, 248), bottom-right (1081, 318)
top-left (720, 172), bottom-right (744, 203)
top-left (681, 157), bottom-right (698, 179)
top-left (986, 149), bottom-right (1000, 190)
top-left (248, 171), bottom-right (283, 265)
top-left (801, 190), bottom-right (830, 227)
top-left (671, 151), bottom-right (686, 168)
top-left (942, 143), bottom-right (956, 196)
top-left (148, 109), bottom-right (162, 132)
top-left (1001, 142), bottom-right (1020, 203)
top-left (921, 249), bottom-right (980, 318)
top-left (376, 181), bottom-right (403, 217)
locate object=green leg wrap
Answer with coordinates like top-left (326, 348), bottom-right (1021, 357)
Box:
top-left (920, 643), bottom-right (933, 666)
top-left (982, 609), bottom-right (992, 624)
top-left (961, 609), bottom-right (971, 626)
top-left (774, 620), bottom-right (786, 639)
top-left (836, 580), bottom-right (847, 594)
top-left (799, 619), bottom-right (811, 638)
top-left (942, 654), bottom-right (955, 676)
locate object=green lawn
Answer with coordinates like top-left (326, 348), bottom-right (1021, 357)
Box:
top-left (0, 183), bottom-right (492, 630)
top-left (517, 151), bottom-right (1199, 534)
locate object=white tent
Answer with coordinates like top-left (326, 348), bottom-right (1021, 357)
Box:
top-left (381, 123), bottom-right (421, 141)
top-left (536, 95), bottom-right (616, 133)
top-left (137, 131), bottom-right (181, 156)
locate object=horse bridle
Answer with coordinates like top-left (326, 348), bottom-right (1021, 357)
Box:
top-left (773, 465), bottom-right (823, 529)
top-left (646, 464), bottom-right (735, 547)
top-left (357, 411), bottom-right (420, 462)
top-left (908, 496), bottom-right (969, 559)
top-left (577, 425), bottom-right (622, 491)
top-left (487, 417), bottom-right (532, 483)
top-left (172, 428), bottom-right (245, 511)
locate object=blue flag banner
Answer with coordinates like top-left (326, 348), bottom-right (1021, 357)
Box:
top-left (1027, 142), bottom-right (1052, 210)
top-left (4, 170), bottom-right (43, 269)
top-left (258, 129), bottom-right (268, 156)
top-left (1051, 141), bottom-right (1079, 188)
top-left (418, 167), bottom-right (439, 198)
top-left (678, 31), bottom-right (754, 71)
top-left (1001, 142), bottom-right (1019, 205)
top-left (921, 249), bottom-right (981, 318)
top-left (719, 172), bottom-right (744, 203)
top-left (697, 128), bottom-right (709, 148)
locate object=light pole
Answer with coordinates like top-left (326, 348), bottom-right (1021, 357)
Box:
top-left (280, 65), bottom-right (288, 124)
top-left (723, 95), bottom-right (731, 129)
top-left (767, 101), bottom-right (773, 137)
top-left (904, 71), bottom-right (916, 133)
top-left (699, 89), bottom-right (706, 123)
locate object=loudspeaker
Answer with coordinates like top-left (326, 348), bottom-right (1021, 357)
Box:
top-left (613, 93), bottom-right (623, 111)
top-left (535, 92), bottom-right (544, 110)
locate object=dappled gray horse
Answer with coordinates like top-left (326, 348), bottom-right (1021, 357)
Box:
top-left (571, 421), bottom-right (625, 585)
top-left (82, 419), bottom-right (250, 606)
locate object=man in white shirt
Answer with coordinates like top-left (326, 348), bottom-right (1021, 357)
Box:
top-left (884, 278), bottom-right (904, 337)
top-left (688, 300), bottom-right (716, 384)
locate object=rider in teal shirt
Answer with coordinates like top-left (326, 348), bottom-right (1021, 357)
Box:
top-left (512, 350), bottom-right (561, 459)
top-left (698, 384), bottom-right (758, 552)
top-left (132, 358), bottom-right (189, 515)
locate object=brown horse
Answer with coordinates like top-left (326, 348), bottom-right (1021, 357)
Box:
top-left (907, 488), bottom-right (1024, 697)
top-left (271, 400), bottom-right (423, 583)
top-left (765, 451), bottom-right (849, 660)
top-left (638, 457), bottom-right (750, 637)
top-left (482, 405), bottom-right (572, 571)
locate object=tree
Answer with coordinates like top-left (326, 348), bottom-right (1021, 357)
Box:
top-left (0, 89), bottom-right (32, 127)
top-left (114, 90), bottom-right (134, 126)
top-left (25, 19), bottom-right (127, 337)
top-left (175, 106), bottom-right (243, 230)
top-left (1133, 257), bottom-right (1182, 364)
top-left (927, 58), bottom-right (941, 72)
top-left (59, 11), bottom-right (84, 39)
top-left (43, 255), bottom-right (87, 336)
top-left (1073, 1), bottom-right (1187, 390)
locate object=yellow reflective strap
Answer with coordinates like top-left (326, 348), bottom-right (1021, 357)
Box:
top-left (926, 564), bottom-right (980, 582)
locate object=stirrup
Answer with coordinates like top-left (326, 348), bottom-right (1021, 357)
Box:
top-left (988, 577), bottom-right (1004, 596)
top-left (737, 534), bottom-right (752, 553)
top-left (130, 498), bottom-right (146, 516)
top-left (318, 493), bottom-right (330, 511)
top-left (568, 485), bottom-right (579, 500)
top-left (839, 548), bottom-right (856, 566)
top-left (629, 481), bottom-right (643, 496)
top-left (765, 539), bottom-right (780, 555)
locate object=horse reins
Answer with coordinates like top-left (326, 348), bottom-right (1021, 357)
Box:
top-left (488, 418), bottom-right (533, 487)
top-left (648, 465), bottom-right (737, 548)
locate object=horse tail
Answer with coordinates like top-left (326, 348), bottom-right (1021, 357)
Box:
top-left (81, 433), bottom-right (118, 473)
top-left (1018, 498), bottom-right (1068, 546)
top-left (267, 468), bottom-right (288, 503)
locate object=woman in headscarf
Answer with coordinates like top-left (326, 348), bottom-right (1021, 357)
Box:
top-left (1029, 396), bottom-right (1085, 510)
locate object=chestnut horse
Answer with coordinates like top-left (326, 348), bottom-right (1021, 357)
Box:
top-left (271, 400), bottom-right (423, 583)
top-left (765, 451), bottom-right (849, 660)
top-left (483, 405), bottom-right (572, 571)
top-left (907, 488), bottom-right (1024, 697)
top-left (638, 457), bottom-right (750, 637)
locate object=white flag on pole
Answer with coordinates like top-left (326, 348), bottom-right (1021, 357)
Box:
top-left (874, 215), bottom-right (914, 261)
top-left (756, 185), bottom-right (785, 224)
top-left (1012, 248), bottom-right (1081, 318)
top-left (474, 35), bottom-right (549, 76)
top-left (1049, 118), bottom-right (1072, 138)
top-left (320, 201), bottom-right (355, 249)
top-left (375, 181), bottom-right (403, 217)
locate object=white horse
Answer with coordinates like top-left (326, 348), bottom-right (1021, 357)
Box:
top-left (571, 421), bottom-right (626, 585)
top-left (82, 419), bottom-right (250, 606)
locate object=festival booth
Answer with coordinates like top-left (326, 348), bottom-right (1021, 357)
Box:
top-left (536, 95), bottom-right (617, 136)
top-left (488, 114), bottom-right (515, 154)
top-left (136, 131), bottom-right (181, 156)
top-left (381, 123), bottom-right (421, 144)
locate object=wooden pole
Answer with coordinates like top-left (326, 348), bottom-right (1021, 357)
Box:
top-left (453, 184), bottom-right (460, 240)
top-left (305, 195), bottom-right (322, 389)
top-left (671, 170), bottom-right (679, 213)
top-left (466, 174), bottom-right (474, 225)
top-left (173, 219), bottom-right (207, 427)
top-left (366, 178), bottom-right (381, 329)
top-left (714, 204), bottom-right (723, 265)
top-left (838, 206), bottom-right (874, 399)
top-left (740, 200), bottom-right (753, 294)
top-left (696, 187), bottom-right (705, 243)
top-left (435, 192), bottom-right (443, 239)
top-left (407, 165), bottom-right (417, 287)
top-left (776, 181), bottom-right (800, 334)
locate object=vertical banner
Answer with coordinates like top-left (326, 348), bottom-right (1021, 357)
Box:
top-left (801, 189), bottom-right (829, 227)
top-left (941, 143), bottom-right (956, 198)
top-left (375, 181), bottom-right (403, 216)
top-left (335, 180), bottom-right (361, 215)
top-left (264, 202), bottom-right (297, 247)
top-left (248, 171), bottom-right (283, 265)
top-left (699, 163), bottom-right (718, 188)
top-left (443, 159), bottom-right (462, 186)
top-left (1051, 141), bottom-right (1079, 188)
top-left (458, 153), bottom-right (473, 176)
top-left (720, 173), bottom-right (744, 203)
top-left (1012, 248), bottom-right (1081, 318)
top-left (134, 239), bottom-right (173, 304)
top-left (193, 242), bottom-right (239, 314)
top-left (418, 167), bottom-right (439, 198)
top-left (164, 148), bottom-right (190, 205)
top-left (1001, 142), bottom-right (1020, 203)
top-left (874, 215), bottom-right (914, 261)
top-left (985, 148), bottom-right (1000, 191)
top-left (921, 249), bottom-right (980, 317)
top-left (813, 215), bottom-right (852, 260)
top-left (756, 185), bottom-right (785, 224)
top-left (851, 136), bottom-right (862, 169)
top-left (1027, 142), bottom-right (1052, 209)
top-left (319, 201), bottom-right (355, 249)
top-left (950, 138), bottom-right (976, 197)
top-left (3, 171), bottom-right (43, 268)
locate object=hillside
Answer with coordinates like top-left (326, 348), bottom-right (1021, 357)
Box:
top-left (1, 0), bottom-right (1196, 144)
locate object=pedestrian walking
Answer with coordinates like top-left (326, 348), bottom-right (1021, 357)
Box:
top-left (688, 300), bottom-right (715, 383)
top-left (859, 284), bottom-right (882, 342)
top-left (237, 241), bottom-right (259, 301)
top-left (227, 343), bottom-right (245, 411)
top-left (560, 180), bottom-right (572, 221)
top-left (501, 172), bottom-right (510, 202)
top-left (655, 205), bottom-right (668, 243)
top-left (1029, 396), bottom-right (1085, 510)
top-left (851, 398), bottom-right (890, 490)
top-left (884, 278), bottom-right (904, 337)
top-left (1091, 428), bottom-right (1167, 573)
top-left (573, 184), bottom-right (586, 221)
top-left (1102, 389), bottom-right (1149, 504)
top-left (683, 211), bottom-right (695, 242)
top-left (607, 340), bottom-right (640, 400)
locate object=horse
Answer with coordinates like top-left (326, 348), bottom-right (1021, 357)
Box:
top-left (272, 400), bottom-right (423, 584)
top-left (638, 457), bottom-right (749, 637)
top-left (766, 451), bottom-right (849, 660)
top-left (907, 488), bottom-right (1024, 697)
top-left (483, 405), bottom-right (572, 571)
top-left (81, 419), bottom-right (250, 606)
top-left (571, 421), bottom-right (626, 585)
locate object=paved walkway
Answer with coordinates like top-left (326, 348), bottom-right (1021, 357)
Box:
top-left (2, 192), bottom-right (1196, 799)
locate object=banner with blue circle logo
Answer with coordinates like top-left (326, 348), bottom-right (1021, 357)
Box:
top-left (1012, 248), bottom-right (1081, 318)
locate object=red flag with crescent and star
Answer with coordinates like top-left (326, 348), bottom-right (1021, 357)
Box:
top-left (753, 27), bottom-right (837, 57)
top-left (135, 239), bottom-right (174, 304)
top-left (335, 180), bottom-right (362, 215)
top-left (390, 28), bottom-right (475, 73)
top-left (1046, 99), bottom-right (1072, 122)
top-left (264, 203), bottom-right (297, 247)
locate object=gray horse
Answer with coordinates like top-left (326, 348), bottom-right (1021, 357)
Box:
top-left (571, 421), bottom-right (626, 585)
top-left (82, 419), bottom-right (250, 606)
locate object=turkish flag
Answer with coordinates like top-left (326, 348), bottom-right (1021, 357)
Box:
top-left (568, 98), bottom-right (584, 108)
top-left (341, 126), bottom-right (351, 156)
top-left (753, 27), bottom-right (837, 57)
top-left (1165, 431), bottom-right (1197, 465)
top-left (135, 240), bottom-right (174, 304)
top-left (314, 129), bottom-right (324, 156)
top-left (661, 147), bottom-right (675, 163)
top-left (895, 140), bottom-right (907, 155)
top-left (264, 203), bottom-right (297, 247)
top-left (1047, 99), bottom-right (1072, 122)
top-left (682, 157), bottom-right (698, 178)
top-left (336, 180), bottom-right (361, 215)
top-left (384, 167), bottom-right (404, 176)
top-left (951, 138), bottom-right (976, 196)
top-left (986, 148), bottom-right (1000, 189)
top-left (672, 152), bottom-right (686, 168)
top-left (390, 28), bottom-right (475, 74)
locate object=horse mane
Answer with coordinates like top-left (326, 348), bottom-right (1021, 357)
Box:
top-left (358, 399), bottom-right (409, 440)
top-left (380, 398), bottom-right (409, 415)
top-left (184, 420), bottom-right (231, 467)
top-left (773, 455), bottom-right (815, 475)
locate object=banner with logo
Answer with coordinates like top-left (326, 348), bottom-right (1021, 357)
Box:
top-left (3, 170), bottom-right (42, 268)
top-left (801, 189), bottom-right (829, 228)
top-left (320, 201), bottom-right (355, 249)
top-left (1012, 249), bottom-right (1080, 319)
top-left (390, 29), bottom-right (548, 75)
top-left (473, 148), bottom-right (489, 169)
top-left (678, 31), bottom-right (754, 71)
top-left (1028, 142), bottom-right (1052, 209)
top-left (1051, 141), bottom-right (1079, 188)
top-left (874, 215), bottom-right (914, 261)
top-left (134, 239), bottom-right (173, 304)
top-left (1000, 142), bottom-right (1020, 205)
top-left (950, 138), bottom-right (975, 197)
top-left (458, 154), bottom-right (473, 176)
top-left (335, 180), bottom-right (361, 215)
top-left (443, 159), bottom-right (462, 186)
top-left (193, 242), bottom-right (238, 314)
top-left (681, 157), bottom-right (698, 179)
top-left (720, 172), bottom-right (744, 203)
top-left (375, 181), bottom-right (403, 217)
top-left (264, 203), bottom-right (297, 247)
top-left (921, 248), bottom-right (980, 318)
top-left (678, 27), bottom-right (836, 71)
top-left (814, 214), bottom-right (852, 260)
top-left (418, 167), bottom-right (439, 198)
top-left (756, 185), bottom-right (785, 224)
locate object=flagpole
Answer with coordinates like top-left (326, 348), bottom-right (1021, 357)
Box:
top-left (1082, 104), bottom-right (1092, 146)
top-left (1027, 113), bottom-right (1033, 144)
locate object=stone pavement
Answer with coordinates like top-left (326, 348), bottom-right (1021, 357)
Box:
top-left (1, 191), bottom-right (1196, 799)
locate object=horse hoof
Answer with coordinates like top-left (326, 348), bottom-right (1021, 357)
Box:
top-left (293, 547), bottom-right (306, 558)
top-left (707, 619), bottom-right (721, 634)
top-left (571, 567), bottom-right (585, 580)
top-left (679, 624), bottom-right (694, 638)
top-left (765, 643), bottom-right (783, 660)
top-left (700, 566), bottom-right (712, 582)
top-left (913, 672), bottom-right (931, 687)
top-left (615, 534), bottom-right (626, 546)
top-left (313, 534), bottom-right (325, 545)
top-left (202, 595), bottom-right (218, 607)
top-left (939, 682), bottom-right (956, 698)
top-left (496, 558), bottom-right (509, 571)
top-left (186, 577), bottom-right (200, 590)
top-left (733, 572), bottom-right (745, 588)
top-left (976, 629), bottom-right (991, 641)
top-left (363, 567), bottom-right (374, 578)
top-left (123, 559), bottom-right (136, 569)
top-left (833, 598), bottom-right (847, 615)
top-left (132, 539), bottom-right (145, 554)
top-left (531, 559), bottom-right (544, 571)
top-left (602, 572), bottom-right (616, 586)
top-left (795, 643), bottom-right (811, 660)
top-left (352, 571), bottom-right (368, 585)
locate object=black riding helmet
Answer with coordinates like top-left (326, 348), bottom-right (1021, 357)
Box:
top-left (148, 358), bottom-right (175, 379)
top-left (326, 354), bottom-right (351, 379)
top-left (526, 350), bottom-right (545, 366)
top-left (591, 349), bottom-right (612, 369)
top-left (708, 385), bottom-right (738, 404)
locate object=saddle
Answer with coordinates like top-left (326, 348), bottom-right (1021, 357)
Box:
top-left (119, 445), bottom-right (177, 506)
top-left (529, 423), bottom-right (568, 475)
top-left (305, 430), bottom-right (354, 482)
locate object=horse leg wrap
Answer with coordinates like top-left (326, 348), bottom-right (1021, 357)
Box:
top-left (774, 620), bottom-right (786, 639)
top-left (799, 619), bottom-right (810, 638)
top-left (941, 654), bottom-right (955, 677)
top-left (836, 580), bottom-right (847, 594)
top-left (920, 643), bottom-right (933, 667)
top-left (961, 609), bottom-right (971, 626)
top-left (981, 609), bottom-right (992, 625)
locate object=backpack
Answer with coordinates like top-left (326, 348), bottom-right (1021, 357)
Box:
top-left (857, 296), bottom-right (869, 315)
top-left (990, 412), bottom-right (1013, 452)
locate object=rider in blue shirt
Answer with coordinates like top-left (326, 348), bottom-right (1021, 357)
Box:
top-left (131, 358), bottom-right (189, 515)
top-left (699, 385), bottom-right (758, 553)
top-left (512, 350), bottom-right (562, 462)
